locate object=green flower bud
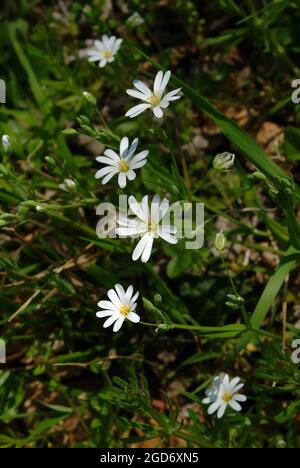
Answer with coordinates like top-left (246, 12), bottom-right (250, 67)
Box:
top-left (215, 230), bottom-right (227, 251)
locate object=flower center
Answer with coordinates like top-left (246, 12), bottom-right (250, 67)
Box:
top-left (148, 220), bottom-right (157, 234)
top-left (148, 93), bottom-right (161, 107)
top-left (103, 49), bottom-right (112, 59)
top-left (221, 391), bottom-right (233, 403)
top-left (119, 304), bottom-right (131, 316)
top-left (119, 160), bottom-right (129, 172)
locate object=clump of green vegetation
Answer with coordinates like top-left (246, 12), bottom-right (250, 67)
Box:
top-left (0, 0), bottom-right (299, 448)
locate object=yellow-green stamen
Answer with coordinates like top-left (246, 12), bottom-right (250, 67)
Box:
top-left (119, 160), bottom-right (129, 172)
top-left (119, 304), bottom-right (131, 316)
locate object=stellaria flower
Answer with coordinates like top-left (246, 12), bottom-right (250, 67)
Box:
top-left (87, 35), bottom-right (122, 68)
top-left (2, 135), bottom-right (10, 153)
top-left (116, 194), bottom-right (178, 263)
top-left (213, 152), bottom-right (235, 172)
top-left (203, 374), bottom-right (247, 419)
top-left (59, 178), bottom-right (76, 191)
top-left (125, 70), bottom-right (182, 119)
top-left (95, 137), bottom-right (149, 188)
top-left (96, 284), bottom-right (140, 332)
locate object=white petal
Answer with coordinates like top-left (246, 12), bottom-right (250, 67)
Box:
top-left (131, 150), bottom-right (149, 164)
top-left (102, 170), bottom-right (117, 184)
top-left (217, 404), bottom-right (227, 419)
top-left (152, 106), bottom-right (164, 118)
top-left (229, 400), bottom-right (242, 412)
top-left (103, 315), bottom-right (119, 328)
top-left (125, 285), bottom-right (133, 301)
top-left (202, 397), bottom-right (211, 405)
top-left (164, 87), bottom-right (182, 98)
top-left (133, 79), bottom-right (152, 96)
top-left (88, 53), bottom-right (103, 62)
top-left (95, 40), bottom-right (104, 51)
top-left (141, 234), bottom-right (154, 263)
top-left (104, 149), bottom-right (120, 162)
top-left (111, 38), bottom-right (122, 53)
top-left (114, 284), bottom-right (126, 302)
top-left (131, 160), bottom-right (147, 170)
top-left (116, 226), bottom-right (146, 237)
top-left (99, 59), bottom-right (107, 68)
top-left (132, 234), bottom-right (149, 261)
top-left (129, 195), bottom-right (148, 222)
top-left (130, 291), bottom-right (139, 304)
top-left (96, 310), bottom-right (115, 318)
top-left (125, 103), bottom-right (152, 118)
top-left (141, 195), bottom-right (149, 221)
top-left (126, 170), bottom-right (136, 181)
top-left (120, 137), bottom-right (129, 156)
top-left (96, 156), bottom-right (117, 166)
top-left (118, 172), bottom-right (127, 188)
top-left (158, 98), bottom-right (170, 109)
top-left (95, 166), bottom-right (115, 179)
top-left (126, 89), bottom-right (149, 101)
top-left (127, 312), bottom-right (140, 323)
top-left (229, 377), bottom-right (240, 388)
top-left (97, 300), bottom-right (118, 311)
top-left (231, 383), bottom-right (244, 394)
top-left (157, 70), bottom-right (171, 97)
top-left (233, 394), bottom-right (247, 402)
top-left (150, 195), bottom-right (161, 222)
top-left (107, 289), bottom-right (122, 307)
top-left (158, 227), bottom-right (178, 244)
top-left (207, 401), bottom-right (221, 415)
top-left (126, 138), bottom-right (139, 159)
top-left (113, 317), bottom-right (125, 332)
top-left (153, 70), bottom-right (164, 95)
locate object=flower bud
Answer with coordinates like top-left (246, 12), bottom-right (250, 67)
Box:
top-left (213, 152), bottom-right (235, 172)
top-left (59, 178), bottom-right (76, 191)
top-left (2, 135), bottom-right (10, 153)
top-left (215, 230), bottom-right (227, 252)
top-left (83, 91), bottom-right (97, 106)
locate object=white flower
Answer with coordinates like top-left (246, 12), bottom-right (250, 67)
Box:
top-left (95, 137), bottom-right (149, 188)
top-left (125, 70), bottom-right (182, 119)
top-left (2, 135), bottom-right (10, 153)
top-left (116, 194), bottom-right (178, 263)
top-left (59, 178), bottom-right (76, 191)
top-left (96, 284), bottom-right (140, 332)
top-left (203, 374), bottom-right (247, 419)
top-left (213, 152), bottom-right (235, 172)
top-left (87, 35), bottom-right (122, 68)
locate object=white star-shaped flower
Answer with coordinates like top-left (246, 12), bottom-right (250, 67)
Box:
top-left (95, 137), bottom-right (149, 188)
top-left (125, 70), bottom-right (182, 119)
top-left (203, 374), bottom-right (247, 419)
top-left (87, 35), bottom-right (122, 68)
top-left (96, 284), bottom-right (140, 332)
top-left (116, 194), bottom-right (178, 263)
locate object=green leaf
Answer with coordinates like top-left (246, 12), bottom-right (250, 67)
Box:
top-left (285, 126), bottom-right (300, 161)
top-left (237, 246), bottom-right (299, 351)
